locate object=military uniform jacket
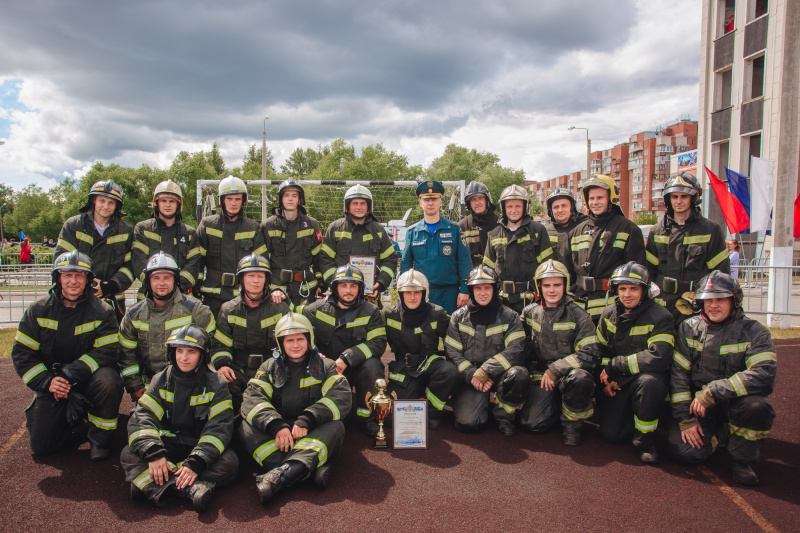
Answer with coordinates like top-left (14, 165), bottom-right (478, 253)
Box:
top-left (128, 365), bottom-right (234, 468)
top-left (401, 218), bottom-right (472, 291)
top-left (671, 309), bottom-right (776, 422)
top-left (444, 304), bottom-right (527, 383)
top-left (118, 291), bottom-right (216, 392)
top-left (595, 298), bottom-right (675, 388)
top-left (210, 296), bottom-right (290, 371)
top-left (319, 215), bottom-right (397, 290)
top-left (132, 216), bottom-right (201, 292)
top-left (196, 214), bottom-right (267, 301)
top-left (543, 213), bottom-right (587, 265)
top-left (382, 302), bottom-right (449, 378)
top-left (645, 211), bottom-right (730, 297)
top-left (241, 355), bottom-right (352, 437)
top-left (12, 292), bottom-right (119, 392)
top-left (483, 216), bottom-right (554, 295)
top-left (521, 296), bottom-right (599, 378)
top-left (56, 213), bottom-right (134, 297)
top-left (262, 210), bottom-right (324, 291)
top-left (302, 297), bottom-right (387, 368)
top-left (459, 212), bottom-right (500, 267)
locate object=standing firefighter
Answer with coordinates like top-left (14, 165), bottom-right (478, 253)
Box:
top-left (565, 174), bottom-right (645, 322)
top-left (401, 180), bottom-right (472, 314)
top-left (239, 313), bottom-right (352, 506)
top-left (12, 251), bottom-right (123, 460)
top-left (196, 176), bottom-right (267, 317)
top-left (121, 325), bottom-right (238, 513)
top-left (459, 181), bottom-right (499, 267)
top-left (444, 265), bottom-right (529, 436)
top-left (210, 254), bottom-right (290, 413)
top-left (55, 179), bottom-right (134, 323)
top-left (520, 260), bottom-right (598, 445)
top-left (483, 184), bottom-right (553, 313)
top-left (319, 184), bottom-right (397, 304)
top-left (302, 264), bottom-right (387, 436)
top-left (382, 269), bottom-right (459, 430)
top-left (645, 172), bottom-right (730, 322)
top-left (595, 262), bottom-right (674, 464)
top-left (131, 180), bottom-right (202, 300)
top-left (118, 252), bottom-right (215, 402)
top-left (543, 187), bottom-right (587, 265)
top-left (669, 271), bottom-right (776, 486)
top-left (262, 178), bottom-right (325, 306)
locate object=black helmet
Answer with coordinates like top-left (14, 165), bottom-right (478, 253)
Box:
top-left (236, 254), bottom-right (271, 301)
top-left (693, 270), bottom-right (743, 309)
top-left (79, 180), bottom-right (125, 216)
top-left (143, 252), bottom-right (180, 300)
top-left (663, 172), bottom-right (702, 217)
top-left (278, 178), bottom-right (306, 211)
top-left (166, 325), bottom-right (211, 367)
top-left (546, 187), bottom-right (577, 220)
top-left (464, 181), bottom-right (495, 212)
top-left (52, 250), bottom-right (95, 287)
top-left (330, 264), bottom-right (366, 306)
top-left (609, 261), bottom-right (650, 297)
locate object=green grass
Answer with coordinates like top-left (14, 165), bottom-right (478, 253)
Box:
top-left (0, 328), bottom-right (16, 357)
top-left (767, 327), bottom-right (800, 339)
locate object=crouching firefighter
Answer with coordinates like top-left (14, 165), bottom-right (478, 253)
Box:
top-left (121, 325), bottom-right (239, 513)
top-left (668, 271), bottom-right (777, 486)
top-left (520, 260), bottom-right (599, 445)
top-left (239, 313), bottom-right (352, 506)
top-left (595, 261), bottom-right (674, 464)
top-left (12, 251), bottom-right (123, 460)
top-left (444, 265), bottom-right (529, 436)
top-left (382, 269), bottom-right (460, 430)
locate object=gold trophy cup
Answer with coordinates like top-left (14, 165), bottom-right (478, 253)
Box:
top-left (366, 378), bottom-right (396, 449)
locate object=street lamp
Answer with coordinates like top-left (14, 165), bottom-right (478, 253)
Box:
top-left (568, 126), bottom-right (591, 182)
top-left (262, 116), bottom-right (270, 181)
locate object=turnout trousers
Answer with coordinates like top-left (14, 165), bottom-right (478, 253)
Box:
top-left (453, 366), bottom-right (530, 433)
top-left (387, 357), bottom-right (460, 421)
top-left (520, 368), bottom-right (595, 433)
top-left (239, 420), bottom-right (345, 473)
top-left (343, 358), bottom-right (385, 423)
top-left (597, 372), bottom-right (668, 445)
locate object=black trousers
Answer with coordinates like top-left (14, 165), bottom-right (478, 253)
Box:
top-left (387, 357), bottom-right (459, 420)
top-left (344, 358), bottom-right (385, 423)
top-left (520, 368), bottom-right (595, 433)
top-left (239, 419), bottom-right (345, 473)
top-left (597, 372), bottom-right (668, 444)
top-left (453, 366), bottom-right (530, 433)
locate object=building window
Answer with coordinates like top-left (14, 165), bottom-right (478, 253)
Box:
top-left (715, 68), bottom-right (733, 111)
top-left (749, 0), bottom-right (768, 21)
top-left (741, 134), bottom-right (762, 175)
top-left (719, 0), bottom-right (736, 36)
top-left (744, 55), bottom-right (765, 101)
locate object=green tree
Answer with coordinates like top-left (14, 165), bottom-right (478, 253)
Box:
top-left (280, 147), bottom-right (322, 178)
top-left (632, 211), bottom-right (658, 225)
top-left (209, 142), bottom-right (226, 176)
top-left (236, 144), bottom-right (277, 181)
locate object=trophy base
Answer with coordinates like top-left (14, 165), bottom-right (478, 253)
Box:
top-left (374, 438), bottom-right (389, 449)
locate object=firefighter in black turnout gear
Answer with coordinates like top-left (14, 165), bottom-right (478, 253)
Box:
top-left (645, 172), bottom-right (730, 323)
top-left (121, 325), bottom-right (238, 513)
top-left (12, 251), bottom-right (123, 460)
top-left (520, 260), bottom-right (599, 445)
top-left (210, 254), bottom-right (290, 413)
top-left (543, 187), bottom-right (587, 264)
top-left (459, 181), bottom-right (499, 267)
top-left (444, 265), bottom-right (529, 436)
top-left (669, 271), bottom-right (777, 486)
top-left (302, 264), bottom-right (387, 436)
top-left (382, 269), bottom-right (459, 430)
top-left (239, 313), bottom-right (352, 506)
top-left (55, 179), bottom-right (134, 323)
top-left (565, 175), bottom-right (645, 322)
top-left (595, 262), bottom-right (674, 464)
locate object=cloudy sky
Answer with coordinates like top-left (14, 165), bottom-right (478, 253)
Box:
top-left (0, 0), bottom-right (701, 191)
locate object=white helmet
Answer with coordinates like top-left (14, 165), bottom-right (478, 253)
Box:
top-left (218, 176), bottom-right (248, 204)
top-left (344, 184), bottom-right (373, 214)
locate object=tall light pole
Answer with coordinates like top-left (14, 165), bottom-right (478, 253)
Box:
top-left (568, 126), bottom-right (591, 181)
top-left (0, 202), bottom-right (7, 249)
top-left (261, 116), bottom-right (270, 222)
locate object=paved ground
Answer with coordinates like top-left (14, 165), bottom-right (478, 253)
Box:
top-left (0, 344), bottom-right (798, 532)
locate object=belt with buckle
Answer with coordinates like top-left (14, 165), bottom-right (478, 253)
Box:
top-left (660, 277), bottom-right (693, 294)
top-left (578, 276), bottom-right (610, 292)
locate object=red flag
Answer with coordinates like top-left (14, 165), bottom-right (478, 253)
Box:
top-left (705, 166), bottom-right (750, 233)
top-left (794, 192), bottom-right (800, 238)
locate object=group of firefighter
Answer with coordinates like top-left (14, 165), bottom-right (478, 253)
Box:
top-left (11, 170), bottom-right (777, 513)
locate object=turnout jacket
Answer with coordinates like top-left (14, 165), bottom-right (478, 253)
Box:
top-left (595, 298), bottom-right (675, 388)
top-left (460, 212), bottom-right (500, 267)
top-left (262, 210), bottom-right (324, 292)
top-left (12, 291), bottom-right (119, 392)
top-left (241, 354), bottom-right (352, 437)
top-left (302, 297), bottom-right (387, 368)
top-left (521, 296), bottom-right (599, 379)
top-left (319, 215), bottom-right (397, 290)
top-left (127, 365), bottom-right (234, 471)
top-left (131, 216), bottom-right (202, 293)
top-left (382, 302), bottom-right (449, 378)
top-left (483, 215), bottom-right (553, 298)
top-left (195, 213), bottom-right (267, 301)
top-left (210, 296), bottom-right (290, 371)
top-left (671, 309), bottom-right (777, 424)
top-left (118, 291), bottom-right (215, 392)
top-left (55, 213), bottom-right (134, 298)
top-left (543, 213), bottom-right (588, 265)
top-left (444, 304), bottom-right (527, 383)
top-left (645, 210), bottom-right (730, 297)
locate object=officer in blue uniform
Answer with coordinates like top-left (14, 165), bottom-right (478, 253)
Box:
top-left (400, 180), bottom-right (472, 314)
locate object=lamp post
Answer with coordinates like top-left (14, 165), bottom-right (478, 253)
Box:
top-left (568, 126), bottom-right (591, 181)
top-left (261, 116), bottom-right (270, 221)
top-left (0, 202), bottom-right (7, 251)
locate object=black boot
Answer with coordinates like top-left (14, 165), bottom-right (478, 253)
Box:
top-left (179, 481), bottom-right (215, 513)
top-left (256, 461), bottom-right (309, 506)
top-left (633, 432), bottom-right (660, 464)
top-left (496, 418), bottom-right (517, 437)
top-left (428, 417), bottom-right (442, 431)
top-left (314, 464), bottom-right (331, 489)
top-left (727, 455), bottom-right (759, 486)
top-left (562, 424), bottom-right (582, 446)
top-left (89, 442), bottom-right (111, 461)
top-left (130, 483), bottom-right (146, 502)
